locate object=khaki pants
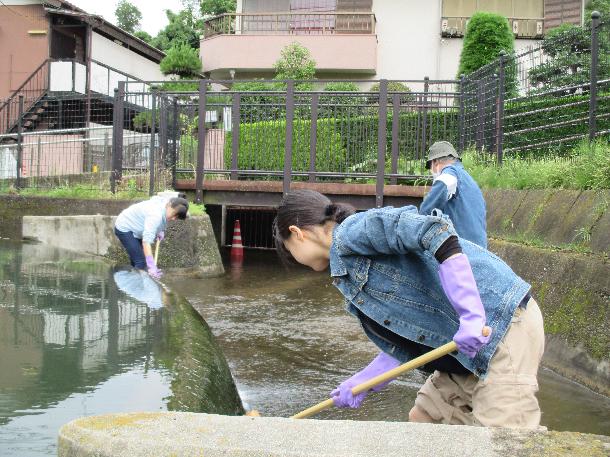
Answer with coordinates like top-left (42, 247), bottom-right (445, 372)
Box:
top-left (414, 298), bottom-right (545, 428)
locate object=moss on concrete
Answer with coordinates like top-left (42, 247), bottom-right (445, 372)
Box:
top-left (489, 239), bottom-right (609, 395)
top-left (484, 189), bottom-right (610, 256)
top-left (492, 428), bottom-right (610, 457)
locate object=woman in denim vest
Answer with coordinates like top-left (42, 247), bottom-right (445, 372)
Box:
top-left (274, 189), bottom-right (544, 429)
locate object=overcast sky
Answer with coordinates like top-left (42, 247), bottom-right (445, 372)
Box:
top-left (69, 0), bottom-right (184, 35)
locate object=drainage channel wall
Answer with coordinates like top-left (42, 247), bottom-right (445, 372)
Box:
top-left (483, 189), bottom-right (609, 396)
top-left (0, 195), bottom-right (224, 277)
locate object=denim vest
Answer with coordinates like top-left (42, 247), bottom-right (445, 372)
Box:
top-left (329, 206), bottom-right (530, 379)
top-left (419, 161), bottom-right (487, 249)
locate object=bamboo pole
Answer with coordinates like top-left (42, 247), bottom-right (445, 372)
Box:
top-left (291, 341), bottom-right (458, 419)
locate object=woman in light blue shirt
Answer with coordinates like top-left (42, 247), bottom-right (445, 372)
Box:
top-left (114, 196), bottom-right (189, 278)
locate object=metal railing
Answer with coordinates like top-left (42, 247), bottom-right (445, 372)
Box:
top-left (203, 12), bottom-right (376, 38)
top-left (461, 12), bottom-right (609, 160)
top-left (0, 59), bottom-right (50, 135)
top-left (112, 78), bottom-right (459, 204)
top-left (441, 16), bottom-right (544, 39)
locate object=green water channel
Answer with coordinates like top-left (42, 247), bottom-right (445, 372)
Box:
top-left (168, 251), bottom-right (610, 435)
top-left (0, 241), bottom-right (243, 457)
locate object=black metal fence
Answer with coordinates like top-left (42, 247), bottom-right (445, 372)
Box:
top-left (111, 78), bottom-right (461, 203)
top-left (461, 13), bottom-right (609, 161)
top-left (0, 91), bottom-right (116, 191)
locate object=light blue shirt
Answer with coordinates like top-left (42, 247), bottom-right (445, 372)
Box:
top-left (115, 198), bottom-right (167, 244)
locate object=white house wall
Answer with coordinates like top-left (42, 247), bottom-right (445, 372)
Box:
top-left (91, 32), bottom-right (167, 83)
top-left (373, 0), bottom-right (442, 81)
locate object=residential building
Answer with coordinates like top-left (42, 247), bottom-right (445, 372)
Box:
top-left (0, 0), bottom-right (169, 135)
top-left (200, 0), bottom-right (588, 82)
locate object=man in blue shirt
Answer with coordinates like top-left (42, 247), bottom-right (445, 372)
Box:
top-left (419, 141), bottom-right (487, 248)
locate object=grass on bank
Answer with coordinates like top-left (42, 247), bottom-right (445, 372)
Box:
top-left (463, 140), bottom-right (610, 190)
top-left (0, 184), bottom-right (206, 215)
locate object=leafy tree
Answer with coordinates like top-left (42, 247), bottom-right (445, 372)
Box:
top-left (134, 30), bottom-right (152, 43)
top-left (151, 9), bottom-right (203, 50)
top-left (115, 0), bottom-right (142, 34)
top-left (273, 42), bottom-right (316, 81)
top-left (457, 12), bottom-right (515, 77)
top-left (160, 43), bottom-right (202, 78)
top-left (528, 0), bottom-right (610, 94)
top-left (200, 0), bottom-right (236, 18)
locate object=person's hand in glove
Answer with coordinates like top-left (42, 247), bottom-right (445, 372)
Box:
top-left (156, 231), bottom-right (165, 242)
top-left (439, 253), bottom-right (491, 358)
top-left (145, 255), bottom-right (163, 279)
top-left (331, 352), bottom-right (400, 408)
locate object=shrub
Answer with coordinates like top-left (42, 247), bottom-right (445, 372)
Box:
top-left (160, 43), bottom-right (202, 78)
top-left (457, 12), bottom-right (515, 77)
top-left (224, 117), bottom-right (346, 176)
top-left (273, 42), bottom-right (316, 84)
top-left (502, 91), bottom-right (610, 156)
top-left (231, 80), bottom-right (284, 122)
top-left (368, 81), bottom-right (415, 104)
top-left (320, 82), bottom-right (362, 109)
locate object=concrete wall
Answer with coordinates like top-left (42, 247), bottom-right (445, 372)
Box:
top-left (0, 2), bottom-right (48, 100)
top-left (0, 195), bottom-right (133, 240)
top-left (91, 33), bottom-right (167, 82)
top-left (484, 189), bottom-right (610, 256)
top-left (21, 214), bottom-right (224, 277)
top-left (0, 196), bottom-right (224, 277)
top-left (483, 189), bottom-right (609, 395)
top-left (58, 412), bottom-right (610, 457)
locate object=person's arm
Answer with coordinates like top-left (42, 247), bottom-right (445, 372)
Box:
top-left (334, 206), bottom-right (456, 259)
top-left (337, 209), bottom-right (491, 359)
top-left (142, 213), bottom-right (163, 278)
top-left (419, 171), bottom-right (458, 216)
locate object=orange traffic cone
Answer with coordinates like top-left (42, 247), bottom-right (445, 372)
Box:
top-left (230, 219), bottom-right (244, 264)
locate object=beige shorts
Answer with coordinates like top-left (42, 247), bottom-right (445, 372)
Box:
top-left (414, 298), bottom-right (545, 428)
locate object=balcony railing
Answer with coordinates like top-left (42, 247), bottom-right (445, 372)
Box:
top-left (203, 12), bottom-right (376, 38)
top-left (441, 16), bottom-right (544, 39)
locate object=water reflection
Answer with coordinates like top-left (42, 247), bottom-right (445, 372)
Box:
top-left (0, 241), bottom-right (243, 457)
top-left (113, 268), bottom-right (165, 310)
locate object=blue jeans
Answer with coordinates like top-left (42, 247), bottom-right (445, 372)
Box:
top-left (114, 228), bottom-right (146, 269)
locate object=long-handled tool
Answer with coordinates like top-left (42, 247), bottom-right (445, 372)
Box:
top-left (154, 239), bottom-right (160, 265)
top-left (291, 341), bottom-right (458, 419)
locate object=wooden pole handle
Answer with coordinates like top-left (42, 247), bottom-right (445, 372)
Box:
top-left (154, 239), bottom-right (160, 265)
top-left (291, 341), bottom-right (458, 419)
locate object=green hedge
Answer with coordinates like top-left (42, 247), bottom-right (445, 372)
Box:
top-left (503, 91), bottom-right (610, 156)
top-left (223, 110), bottom-right (458, 175)
top-left (224, 117), bottom-right (346, 174)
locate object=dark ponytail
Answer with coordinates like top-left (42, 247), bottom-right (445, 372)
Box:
top-left (273, 189), bottom-right (355, 262)
top-left (169, 197), bottom-right (189, 220)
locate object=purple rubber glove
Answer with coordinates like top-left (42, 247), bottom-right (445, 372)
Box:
top-left (145, 255), bottom-right (163, 279)
top-left (331, 352), bottom-right (400, 408)
top-left (157, 231), bottom-right (165, 242)
top-left (439, 254), bottom-right (491, 358)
